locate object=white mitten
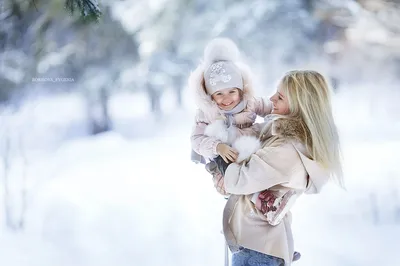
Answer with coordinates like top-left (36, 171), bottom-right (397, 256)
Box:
top-left (204, 120), bottom-right (229, 143)
top-left (232, 136), bottom-right (261, 163)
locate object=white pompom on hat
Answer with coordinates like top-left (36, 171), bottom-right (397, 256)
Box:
top-left (203, 38), bottom-right (243, 95)
top-left (203, 38), bottom-right (240, 65)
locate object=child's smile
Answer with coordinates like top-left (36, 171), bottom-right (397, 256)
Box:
top-left (212, 87), bottom-right (241, 111)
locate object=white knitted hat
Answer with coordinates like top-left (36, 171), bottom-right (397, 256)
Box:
top-left (203, 38), bottom-right (243, 95)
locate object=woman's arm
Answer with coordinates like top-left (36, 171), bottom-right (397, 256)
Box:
top-left (223, 143), bottom-right (304, 195)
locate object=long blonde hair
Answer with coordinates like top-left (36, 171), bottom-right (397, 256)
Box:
top-left (279, 70), bottom-right (344, 188)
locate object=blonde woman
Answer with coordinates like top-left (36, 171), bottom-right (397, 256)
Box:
top-left (215, 70), bottom-right (344, 266)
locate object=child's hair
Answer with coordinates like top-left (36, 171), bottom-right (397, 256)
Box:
top-left (279, 70), bottom-right (344, 188)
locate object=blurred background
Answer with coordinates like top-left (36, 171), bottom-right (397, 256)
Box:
top-left (1, 0), bottom-right (400, 265)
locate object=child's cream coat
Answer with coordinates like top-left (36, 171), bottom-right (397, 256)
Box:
top-left (190, 62), bottom-right (271, 161)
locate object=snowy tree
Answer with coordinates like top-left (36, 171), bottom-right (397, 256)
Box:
top-left (118, 0), bottom-right (195, 112)
top-left (66, 4), bottom-right (139, 134)
top-left (353, 0), bottom-right (400, 72)
top-left (64, 0), bottom-right (101, 22)
top-left (0, 106), bottom-right (33, 231)
top-left (0, 0), bottom-right (39, 105)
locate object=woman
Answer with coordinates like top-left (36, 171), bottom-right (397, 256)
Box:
top-left (215, 70), bottom-right (344, 266)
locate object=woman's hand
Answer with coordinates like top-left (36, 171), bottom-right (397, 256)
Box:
top-left (216, 143), bottom-right (238, 163)
top-left (255, 190), bottom-right (278, 214)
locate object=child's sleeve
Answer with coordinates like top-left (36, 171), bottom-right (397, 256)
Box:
top-left (253, 97), bottom-right (272, 117)
top-left (232, 111), bottom-right (256, 127)
top-left (233, 124), bottom-right (261, 138)
top-left (191, 110), bottom-right (222, 159)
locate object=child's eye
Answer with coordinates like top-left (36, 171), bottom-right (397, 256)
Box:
top-left (278, 96), bottom-right (282, 100)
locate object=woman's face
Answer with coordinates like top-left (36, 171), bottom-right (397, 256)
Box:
top-left (211, 87), bottom-right (241, 111)
top-left (270, 85), bottom-right (290, 115)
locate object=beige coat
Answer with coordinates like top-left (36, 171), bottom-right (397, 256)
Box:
top-left (222, 116), bottom-right (330, 266)
top-left (189, 62), bottom-right (271, 160)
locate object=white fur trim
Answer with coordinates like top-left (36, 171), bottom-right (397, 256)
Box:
top-left (187, 51), bottom-right (254, 119)
top-left (204, 120), bottom-right (228, 143)
top-left (232, 136), bottom-right (261, 163)
top-left (188, 64), bottom-right (221, 121)
top-left (204, 38), bottom-right (240, 66)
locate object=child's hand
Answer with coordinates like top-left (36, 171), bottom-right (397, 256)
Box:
top-left (216, 143), bottom-right (238, 163)
top-left (233, 111), bottom-right (257, 127)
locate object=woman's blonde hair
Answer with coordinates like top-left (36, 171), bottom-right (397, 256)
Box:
top-left (279, 70), bottom-right (344, 188)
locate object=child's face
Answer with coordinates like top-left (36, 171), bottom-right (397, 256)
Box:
top-left (211, 87), bottom-right (241, 111)
top-left (270, 85), bottom-right (289, 115)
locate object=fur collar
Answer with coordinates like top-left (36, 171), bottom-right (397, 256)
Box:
top-left (260, 115), bottom-right (310, 145)
top-left (188, 62), bottom-right (255, 121)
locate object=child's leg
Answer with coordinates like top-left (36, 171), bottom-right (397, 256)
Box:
top-left (205, 161), bottom-right (218, 174)
top-left (205, 161), bottom-right (229, 197)
top-left (293, 251), bottom-right (301, 262)
top-left (191, 149), bottom-right (206, 164)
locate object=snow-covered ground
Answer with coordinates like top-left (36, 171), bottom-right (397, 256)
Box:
top-left (1, 87), bottom-right (399, 266)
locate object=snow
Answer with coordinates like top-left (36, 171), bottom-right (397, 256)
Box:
top-left (1, 129), bottom-right (227, 266)
top-left (0, 85), bottom-right (400, 266)
top-left (2, 0), bottom-right (400, 264)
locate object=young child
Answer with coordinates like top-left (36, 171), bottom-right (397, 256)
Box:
top-left (189, 38), bottom-right (301, 262)
top-left (189, 37), bottom-right (271, 180)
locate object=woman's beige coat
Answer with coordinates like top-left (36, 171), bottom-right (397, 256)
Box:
top-left (222, 116), bottom-right (330, 266)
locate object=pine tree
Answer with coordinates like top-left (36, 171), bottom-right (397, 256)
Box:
top-left (65, 0), bottom-right (101, 22)
top-left (31, 0), bottom-right (102, 22)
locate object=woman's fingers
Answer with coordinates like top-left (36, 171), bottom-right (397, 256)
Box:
top-left (259, 191), bottom-right (268, 199)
